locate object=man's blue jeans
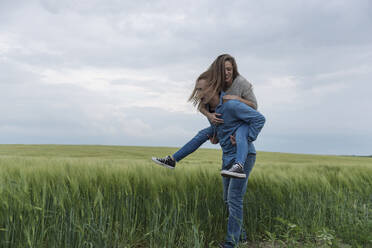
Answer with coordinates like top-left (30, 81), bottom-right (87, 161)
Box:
top-left (172, 125), bottom-right (250, 164)
top-left (172, 125), bottom-right (256, 247)
top-left (222, 154), bottom-right (256, 248)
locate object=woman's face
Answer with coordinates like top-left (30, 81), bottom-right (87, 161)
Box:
top-left (195, 79), bottom-right (212, 105)
top-left (224, 60), bottom-right (233, 85)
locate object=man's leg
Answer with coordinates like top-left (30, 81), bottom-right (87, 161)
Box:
top-left (223, 154), bottom-right (256, 248)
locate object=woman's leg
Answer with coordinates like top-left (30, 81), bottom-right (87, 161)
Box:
top-left (234, 125), bottom-right (249, 166)
top-left (172, 126), bottom-right (214, 162)
top-left (220, 125), bottom-right (250, 178)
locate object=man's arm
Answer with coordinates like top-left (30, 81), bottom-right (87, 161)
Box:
top-left (195, 107), bottom-right (220, 144)
top-left (229, 101), bottom-right (265, 142)
top-left (199, 104), bottom-right (224, 125)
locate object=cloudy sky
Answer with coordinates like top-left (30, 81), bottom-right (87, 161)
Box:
top-left (1, 0), bottom-right (371, 155)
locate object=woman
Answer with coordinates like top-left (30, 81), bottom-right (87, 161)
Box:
top-left (152, 54), bottom-right (258, 178)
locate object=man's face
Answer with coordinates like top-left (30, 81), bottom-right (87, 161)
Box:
top-left (224, 60), bottom-right (233, 85)
top-left (196, 79), bottom-right (212, 105)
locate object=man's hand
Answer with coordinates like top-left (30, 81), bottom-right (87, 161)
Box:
top-left (207, 112), bottom-right (224, 125)
top-left (208, 134), bottom-right (219, 144)
top-left (230, 135), bottom-right (236, 146)
top-left (223, 95), bottom-right (240, 103)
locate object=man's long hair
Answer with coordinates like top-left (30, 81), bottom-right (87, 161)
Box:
top-left (188, 70), bottom-right (217, 111)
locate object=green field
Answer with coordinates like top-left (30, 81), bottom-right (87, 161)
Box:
top-left (0, 145), bottom-right (371, 247)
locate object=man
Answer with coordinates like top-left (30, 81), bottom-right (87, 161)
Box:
top-left (193, 76), bottom-right (265, 247)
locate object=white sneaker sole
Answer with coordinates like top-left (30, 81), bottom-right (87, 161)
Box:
top-left (151, 157), bottom-right (175, 169)
top-left (220, 170), bottom-right (246, 178)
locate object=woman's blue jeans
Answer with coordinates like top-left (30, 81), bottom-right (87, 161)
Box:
top-left (172, 125), bottom-right (250, 165)
top-left (172, 126), bottom-right (214, 162)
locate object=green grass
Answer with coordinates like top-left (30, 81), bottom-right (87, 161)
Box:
top-left (0, 145), bottom-right (371, 247)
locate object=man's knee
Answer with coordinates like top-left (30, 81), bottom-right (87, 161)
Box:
top-left (227, 196), bottom-right (243, 211)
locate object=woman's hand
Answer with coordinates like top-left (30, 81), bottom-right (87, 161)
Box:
top-left (223, 95), bottom-right (240, 103)
top-left (207, 112), bottom-right (224, 125)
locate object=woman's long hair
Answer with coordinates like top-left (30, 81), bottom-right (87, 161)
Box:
top-left (208, 54), bottom-right (240, 91)
top-left (188, 54), bottom-right (240, 111)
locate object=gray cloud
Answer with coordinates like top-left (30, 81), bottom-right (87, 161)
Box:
top-left (1, 0), bottom-right (371, 155)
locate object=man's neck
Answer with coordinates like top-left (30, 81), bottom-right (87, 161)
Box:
top-left (208, 93), bottom-right (220, 111)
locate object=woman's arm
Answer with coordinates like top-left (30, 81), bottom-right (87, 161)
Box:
top-left (222, 76), bottom-right (258, 110)
top-left (222, 95), bottom-right (257, 110)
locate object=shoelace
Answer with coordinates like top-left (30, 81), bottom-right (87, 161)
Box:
top-left (233, 163), bottom-right (243, 170)
top-left (159, 156), bottom-right (171, 163)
